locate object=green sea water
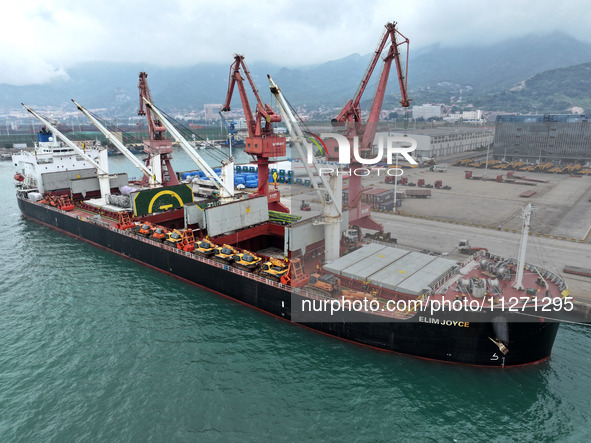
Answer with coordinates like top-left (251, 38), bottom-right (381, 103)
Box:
top-left (1, 154), bottom-right (590, 442)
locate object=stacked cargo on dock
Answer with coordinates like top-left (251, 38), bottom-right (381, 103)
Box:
top-left (361, 188), bottom-right (394, 210)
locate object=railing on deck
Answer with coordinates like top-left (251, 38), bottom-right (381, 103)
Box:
top-left (108, 224), bottom-right (413, 319)
top-left (485, 252), bottom-right (568, 292)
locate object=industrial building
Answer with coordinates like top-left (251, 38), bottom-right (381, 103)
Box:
top-left (412, 104), bottom-right (441, 120)
top-left (461, 110), bottom-right (483, 122)
top-left (204, 104), bottom-right (222, 122)
top-left (385, 127), bottom-right (494, 158)
top-left (493, 114), bottom-right (591, 162)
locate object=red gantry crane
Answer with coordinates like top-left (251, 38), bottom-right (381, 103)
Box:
top-left (326, 22), bottom-right (411, 231)
top-left (138, 72), bottom-right (179, 187)
top-left (221, 54), bottom-right (288, 212)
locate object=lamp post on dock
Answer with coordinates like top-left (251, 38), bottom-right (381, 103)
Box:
top-left (394, 153), bottom-right (398, 211)
top-left (484, 143), bottom-right (490, 176)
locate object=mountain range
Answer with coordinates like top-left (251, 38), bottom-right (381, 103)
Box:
top-left (3, 32), bottom-right (591, 116)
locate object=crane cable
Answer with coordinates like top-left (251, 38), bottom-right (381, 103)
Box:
top-left (80, 109), bottom-right (145, 146)
top-left (156, 109), bottom-right (231, 164)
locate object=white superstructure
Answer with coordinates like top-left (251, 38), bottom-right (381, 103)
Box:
top-left (12, 131), bottom-right (102, 193)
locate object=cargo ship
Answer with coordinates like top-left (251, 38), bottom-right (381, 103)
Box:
top-left (12, 111), bottom-right (571, 368)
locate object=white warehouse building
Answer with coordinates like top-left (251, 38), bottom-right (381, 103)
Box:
top-left (412, 104), bottom-right (441, 120)
top-left (378, 127), bottom-right (494, 158)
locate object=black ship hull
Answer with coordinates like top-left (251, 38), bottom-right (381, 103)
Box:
top-left (17, 197), bottom-right (560, 367)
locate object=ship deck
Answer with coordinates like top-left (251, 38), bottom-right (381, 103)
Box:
top-left (26, 197), bottom-right (569, 320)
top-left (323, 242), bottom-right (568, 313)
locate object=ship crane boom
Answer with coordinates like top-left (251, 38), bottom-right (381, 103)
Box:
top-left (268, 76), bottom-right (340, 210)
top-left (268, 75), bottom-right (342, 262)
top-left (142, 97), bottom-right (235, 198)
top-left (72, 99), bottom-right (159, 185)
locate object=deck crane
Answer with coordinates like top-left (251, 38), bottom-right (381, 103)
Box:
top-left (138, 72), bottom-right (179, 187)
top-left (326, 21), bottom-right (412, 231)
top-left (72, 99), bottom-right (160, 186)
top-left (221, 54), bottom-right (288, 212)
top-left (22, 103), bottom-right (112, 200)
top-left (268, 76), bottom-right (342, 262)
top-left (142, 97), bottom-right (235, 200)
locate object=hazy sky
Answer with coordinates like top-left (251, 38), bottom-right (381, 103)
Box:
top-left (3, 0), bottom-right (591, 85)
